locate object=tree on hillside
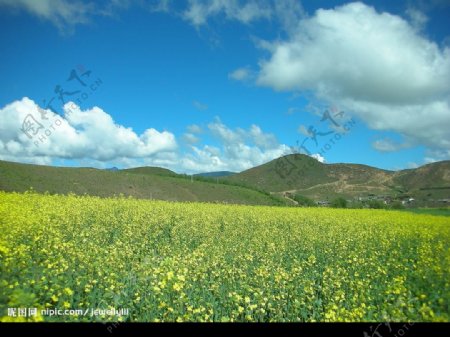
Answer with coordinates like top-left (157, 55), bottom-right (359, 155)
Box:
top-left (389, 201), bottom-right (404, 209)
top-left (292, 194), bottom-right (315, 207)
top-left (367, 200), bottom-right (385, 209)
top-left (331, 197), bottom-right (347, 208)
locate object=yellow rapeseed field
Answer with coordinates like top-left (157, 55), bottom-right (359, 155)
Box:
top-left (0, 191), bottom-right (449, 322)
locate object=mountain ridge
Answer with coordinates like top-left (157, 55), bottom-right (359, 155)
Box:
top-left (223, 154), bottom-right (449, 206)
top-left (0, 155), bottom-right (448, 207)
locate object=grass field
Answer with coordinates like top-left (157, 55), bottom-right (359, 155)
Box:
top-left (1, 191), bottom-right (449, 322)
top-left (0, 160), bottom-right (286, 206)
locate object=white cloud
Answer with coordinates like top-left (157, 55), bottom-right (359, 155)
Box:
top-left (183, 0), bottom-right (271, 26)
top-left (208, 119), bottom-right (243, 144)
top-left (406, 162), bottom-right (419, 169)
top-left (192, 100), bottom-right (208, 111)
top-left (187, 124), bottom-right (202, 133)
top-left (0, 0), bottom-right (95, 32)
top-left (310, 153), bottom-right (325, 163)
top-left (179, 119), bottom-right (288, 173)
top-left (424, 148), bottom-right (450, 164)
top-left (297, 124), bottom-right (309, 137)
top-left (405, 7), bottom-right (428, 31)
top-left (257, 2), bottom-right (450, 101)
top-left (255, 2), bottom-right (450, 160)
top-left (0, 97), bottom-right (177, 164)
top-left (371, 137), bottom-right (412, 152)
top-left (412, 0), bottom-right (450, 12)
top-left (228, 67), bottom-right (252, 81)
top-left (0, 98), bottom-right (323, 174)
top-left (183, 0), bottom-right (305, 33)
top-left (147, 0), bottom-right (172, 13)
top-left (182, 133), bottom-right (200, 144)
top-left (248, 125), bottom-right (278, 149)
top-left (273, 0), bottom-right (305, 33)
top-left (0, 0), bottom-right (150, 33)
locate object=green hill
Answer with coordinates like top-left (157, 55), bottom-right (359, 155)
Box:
top-left (121, 166), bottom-right (178, 177)
top-left (1, 156), bottom-right (448, 207)
top-left (194, 171), bottom-right (236, 178)
top-left (0, 160), bottom-right (287, 206)
top-left (224, 154), bottom-right (391, 197)
top-left (392, 161), bottom-right (450, 190)
top-left (224, 154), bottom-right (450, 205)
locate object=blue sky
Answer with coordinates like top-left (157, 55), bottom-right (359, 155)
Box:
top-left (0, 0), bottom-right (449, 173)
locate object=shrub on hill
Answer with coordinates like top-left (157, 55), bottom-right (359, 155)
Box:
top-left (331, 197), bottom-right (347, 208)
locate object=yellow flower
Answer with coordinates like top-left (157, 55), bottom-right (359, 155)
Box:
top-left (64, 287), bottom-right (74, 296)
top-left (173, 283), bottom-right (183, 292)
top-left (1, 191), bottom-right (448, 323)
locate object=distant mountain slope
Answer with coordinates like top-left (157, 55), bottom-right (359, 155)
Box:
top-left (1, 156), bottom-right (448, 206)
top-left (224, 154), bottom-right (450, 203)
top-left (0, 160), bottom-right (286, 206)
top-left (194, 171), bottom-right (236, 178)
top-left (122, 166), bottom-right (177, 177)
top-left (392, 161), bottom-right (450, 190)
top-left (224, 154), bottom-right (391, 194)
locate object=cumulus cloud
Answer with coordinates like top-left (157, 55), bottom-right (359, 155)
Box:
top-left (228, 67), bottom-right (252, 81)
top-left (255, 2), bottom-right (450, 160)
top-left (0, 97), bottom-right (177, 164)
top-left (0, 98), bottom-right (324, 173)
top-left (247, 124), bottom-right (279, 149)
top-left (103, 119), bottom-right (294, 174)
top-left (257, 2), bottom-right (450, 101)
top-left (405, 7), bottom-right (428, 31)
top-left (179, 119), bottom-right (289, 173)
top-left (310, 153), bottom-right (325, 163)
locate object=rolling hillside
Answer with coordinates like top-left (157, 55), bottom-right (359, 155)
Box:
top-left (224, 154), bottom-right (450, 204)
top-left (194, 171), bottom-right (236, 178)
top-left (0, 160), bottom-right (286, 206)
top-left (121, 166), bottom-right (178, 177)
top-left (1, 156), bottom-right (448, 207)
top-left (224, 154), bottom-right (392, 196)
top-left (392, 160), bottom-right (450, 190)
